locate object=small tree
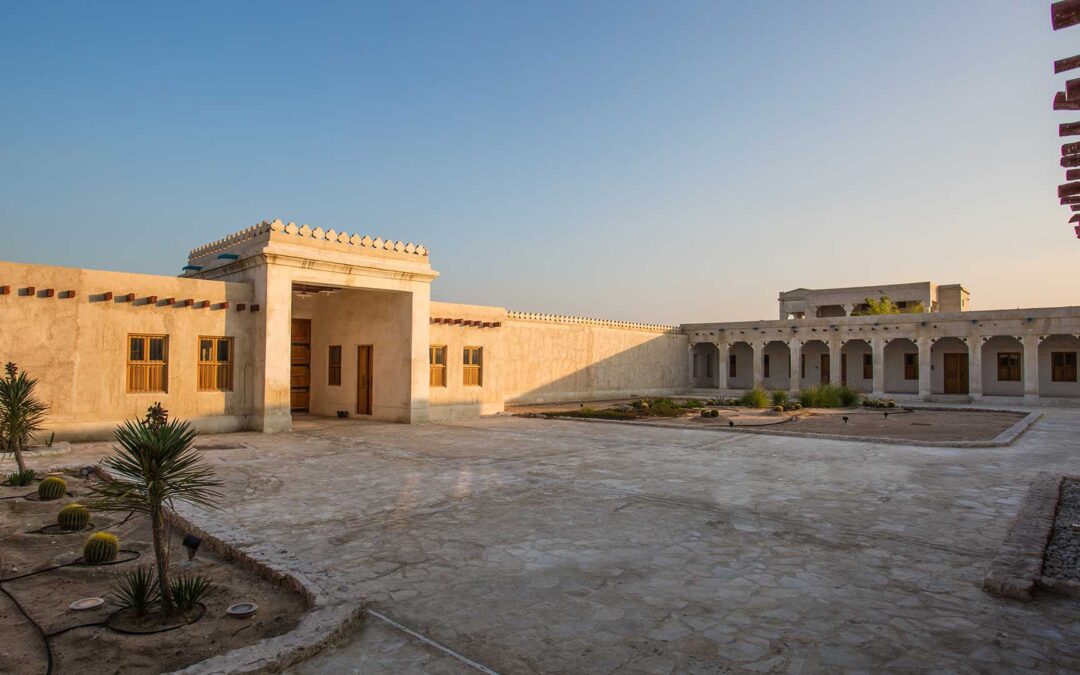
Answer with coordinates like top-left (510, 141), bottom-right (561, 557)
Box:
top-left (855, 294), bottom-right (924, 316)
top-left (0, 363), bottom-right (49, 473)
top-left (89, 404), bottom-right (222, 619)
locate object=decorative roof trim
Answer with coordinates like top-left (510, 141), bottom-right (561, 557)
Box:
top-left (188, 220), bottom-right (429, 262)
top-left (507, 311), bottom-right (676, 333)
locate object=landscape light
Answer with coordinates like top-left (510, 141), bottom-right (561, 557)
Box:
top-left (728, 420), bottom-right (734, 428)
top-left (842, 416), bottom-right (849, 424)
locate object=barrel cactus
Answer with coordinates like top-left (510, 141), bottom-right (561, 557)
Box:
top-left (58, 503), bottom-right (90, 531)
top-left (84, 532), bottom-right (119, 563)
top-left (709, 408), bottom-right (720, 418)
top-left (37, 476), bottom-right (67, 501)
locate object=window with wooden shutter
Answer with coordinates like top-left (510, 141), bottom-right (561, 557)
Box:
top-left (328, 345), bottom-right (342, 386)
top-left (198, 337), bottom-right (233, 392)
top-left (430, 345), bottom-right (447, 387)
top-left (997, 352), bottom-right (1021, 382)
top-left (862, 353), bottom-right (873, 379)
top-left (463, 346), bottom-right (482, 386)
top-left (903, 353), bottom-right (918, 380)
top-left (1052, 351), bottom-right (1077, 382)
top-left (128, 335), bottom-right (168, 393)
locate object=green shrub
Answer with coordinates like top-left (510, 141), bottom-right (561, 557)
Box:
top-left (110, 565), bottom-right (160, 616)
top-left (837, 385), bottom-right (861, 407)
top-left (170, 572), bottom-right (211, 612)
top-left (37, 475), bottom-right (66, 500)
top-left (683, 399), bottom-right (704, 409)
top-left (798, 384), bottom-right (860, 408)
top-left (58, 503), bottom-right (90, 531)
top-left (738, 387), bottom-right (770, 408)
top-left (84, 531), bottom-right (120, 563)
top-left (771, 390), bottom-right (789, 407)
top-left (546, 409), bottom-right (636, 421)
top-left (5, 468), bottom-right (35, 487)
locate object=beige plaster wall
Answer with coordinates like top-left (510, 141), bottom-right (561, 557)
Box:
top-left (0, 261), bottom-right (256, 440)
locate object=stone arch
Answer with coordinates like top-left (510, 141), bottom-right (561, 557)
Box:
top-left (930, 336), bottom-right (968, 395)
top-left (982, 336), bottom-right (1024, 397)
top-left (1039, 334), bottom-right (1080, 398)
top-left (762, 340), bottom-right (791, 391)
top-left (841, 339), bottom-right (872, 391)
top-left (727, 341), bottom-right (753, 390)
top-left (799, 339), bottom-right (830, 387)
top-left (883, 338), bottom-right (918, 394)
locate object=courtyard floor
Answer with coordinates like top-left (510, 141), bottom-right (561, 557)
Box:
top-left (23, 407), bottom-right (1080, 673)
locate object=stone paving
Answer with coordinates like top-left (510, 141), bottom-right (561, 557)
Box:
top-left (20, 407), bottom-right (1080, 673)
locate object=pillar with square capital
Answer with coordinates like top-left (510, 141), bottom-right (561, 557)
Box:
top-left (829, 338), bottom-right (843, 386)
top-left (918, 335), bottom-right (932, 400)
top-left (789, 339), bottom-right (802, 393)
top-left (968, 335), bottom-right (982, 400)
top-left (1023, 335), bottom-right (1040, 401)
top-left (871, 336), bottom-right (885, 396)
top-left (715, 342), bottom-right (729, 392)
top-left (751, 341), bottom-right (764, 389)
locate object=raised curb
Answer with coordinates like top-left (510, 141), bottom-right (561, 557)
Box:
top-left (532, 409), bottom-right (1042, 448)
top-left (982, 472), bottom-right (1062, 601)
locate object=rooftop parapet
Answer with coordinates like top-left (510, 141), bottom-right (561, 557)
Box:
top-left (186, 219), bottom-right (429, 270)
top-left (507, 310), bottom-right (677, 333)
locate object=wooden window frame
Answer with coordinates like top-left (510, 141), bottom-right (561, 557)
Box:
top-left (1052, 351), bottom-right (1077, 383)
top-left (463, 346), bottom-right (483, 387)
top-left (128, 334), bottom-right (169, 393)
top-left (328, 345), bottom-right (342, 387)
top-left (997, 352), bottom-right (1021, 382)
top-left (430, 345), bottom-right (447, 387)
top-left (862, 353), bottom-right (873, 380)
top-left (198, 336), bottom-right (234, 392)
top-left (903, 353), bottom-right (918, 380)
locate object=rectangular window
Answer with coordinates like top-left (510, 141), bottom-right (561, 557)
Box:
top-left (1052, 352), bottom-right (1077, 382)
top-left (692, 353), bottom-right (699, 378)
top-left (198, 337), bottom-right (234, 392)
top-left (903, 353), bottom-right (918, 380)
top-left (729, 353), bottom-right (737, 378)
top-left (763, 354), bottom-right (770, 378)
top-left (997, 352), bottom-right (1021, 382)
top-left (328, 345), bottom-right (342, 386)
top-left (706, 353), bottom-right (714, 378)
top-left (463, 346), bottom-right (483, 386)
top-left (800, 353), bottom-right (806, 378)
top-left (430, 345), bottom-right (447, 387)
top-left (128, 334), bottom-right (168, 393)
top-left (863, 353), bottom-right (873, 380)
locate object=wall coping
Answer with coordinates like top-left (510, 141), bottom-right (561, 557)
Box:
top-left (506, 310), bottom-right (678, 333)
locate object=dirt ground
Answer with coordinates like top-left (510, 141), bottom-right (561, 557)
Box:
top-left (0, 473), bottom-right (306, 675)
top-left (511, 400), bottom-right (1028, 443)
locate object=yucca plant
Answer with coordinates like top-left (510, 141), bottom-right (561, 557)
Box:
top-left (170, 572), bottom-right (211, 612)
top-left (110, 565), bottom-right (161, 616)
top-left (5, 467), bottom-right (35, 486)
top-left (0, 363), bottom-right (49, 474)
top-left (88, 403), bottom-right (222, 619)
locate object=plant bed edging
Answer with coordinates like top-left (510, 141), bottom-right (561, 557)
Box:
top-left (982, 472), bottom-right (1062, 601)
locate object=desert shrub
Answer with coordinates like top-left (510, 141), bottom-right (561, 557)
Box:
top-left (738, 387), bottom-right (770, 409)
top-left (111, 565), bottom-right (160, 616)
top-left (5, 468), bottom-right (35, 486)
top-left (84, 532), bottom-right (120, 563)
top-left (683, 399), bottom-right (704, 408)
top-left (547, 409), bottom-right (636, 421)
top-left (799, 384), bottom-right (860, 408)
top-left (837, 385), bottom-right (861, 407)
top-left (170, 573), bottom-right (211, 612)
top-left (37, 475), bottom-right (66, 500)
top-left (771, 390), bottom-right (789, 407)
top-left (58, 503), bottom-right (90, 531)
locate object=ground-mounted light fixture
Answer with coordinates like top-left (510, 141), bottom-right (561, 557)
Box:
top-left (842, 416), bottom-right (849, 424)
top-left (182, 534), bottom-right (203, 561)
top-left (728, 420), bottom-right (734, 428)
top-left (79, 466), bottom-right (95, 479)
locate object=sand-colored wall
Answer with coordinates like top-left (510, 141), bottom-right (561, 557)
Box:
top-left (0, 261), bottom-right (256, 440)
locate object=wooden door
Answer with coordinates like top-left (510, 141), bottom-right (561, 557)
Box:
top-left (820, 353), bottom-right (830, 384)
top-left (944, 353), bottom-right (969, 394)
top-left (290, 319), bottom-right (311, 411)
top-left (356, 345), bottom-right (373, 415)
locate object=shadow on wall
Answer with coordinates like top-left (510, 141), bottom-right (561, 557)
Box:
top-left (501, 330), bottom-right (689, 405)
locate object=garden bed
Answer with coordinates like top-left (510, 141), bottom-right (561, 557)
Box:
top-left (0, 473), bottom-right (306, 675)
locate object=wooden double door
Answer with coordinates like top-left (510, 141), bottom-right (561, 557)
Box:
top-left (944, 353), bottom-right (969, 394)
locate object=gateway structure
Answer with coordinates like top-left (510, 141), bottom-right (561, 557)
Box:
top-left (1, 220), bottom-right (1078, 440)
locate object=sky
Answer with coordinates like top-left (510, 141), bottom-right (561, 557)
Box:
top-left (1, 1), bottom-right (1077, 324)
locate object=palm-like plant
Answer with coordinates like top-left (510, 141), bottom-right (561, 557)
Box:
top-left (0, 363), bottom-right (49, 473)
top-left (89, 404), bottom-right (222, 618)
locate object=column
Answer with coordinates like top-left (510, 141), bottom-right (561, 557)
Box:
top-left (968, 335), bottom-right (982, 401)
top-left (715, 342), bottom-right (729, 393)
top-left (254, 265), bottom-right (294, 433)
top-left (751, 341), bottom-right (764, 389)
top-left (1023, 336), bottom-right (1040, 402)
top-left (918, 335), bottom-right (932, 400)
top-left (829, 338), bottom-right (842, 386)
top-left (789, 339), bottom-right (802, 393)
top-left (687, 343), bottom-right (696, 388)
top-left (841, 304), bottom-right (852, 317)
top-left (871, 336), bottom-right (885, 396)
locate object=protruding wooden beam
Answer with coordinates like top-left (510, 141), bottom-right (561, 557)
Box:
top-left (163, 297), bottom-right (175, 306)
top-left (1056, 54), bottom-right (1080, 74)
top-left (22, 287), bottom-right (35, 297)
top-left (1064, 141), bottom-right (1080, 155)
top-left (61, 290), bottom-right (76, 299)
top-left (236, 303), bottom-right (246, 311)
top-left (1061, 121), bottom-right (1080, 136)
top-left (1068, 78), bottom-right (1080, 101)
top-left (102, 291), bottom-right (113, 301)
top-left (250, 304), bottom-right (261, 312)
top-left (1054, 92), bottom-right (1080, 110)
top-left (122, 293), bottom-right (135, 302)
top-left (0, 286), bottom-right (9, 295)
top-left (1061, 195), bottom-right (1080, 204)
top-left (1053, 0), bottom-right (1080, 30)
top-left (1071, 213), bottom-right (1080, 223)
top-left (1062, 154), bottom-right (1080, 167)
top-left (1069, 169), bottom-right (1080, 181)
top-left (1071, 204), bottom-right (1080, 211)
top-left (1059, 182), bottom-right (1080, 197)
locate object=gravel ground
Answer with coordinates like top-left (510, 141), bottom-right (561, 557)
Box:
top-left (1043, 478), bottom-right (1080, 581)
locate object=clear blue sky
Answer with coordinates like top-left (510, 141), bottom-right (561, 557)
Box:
top-left (1, 1), bottom-right (1076, 323)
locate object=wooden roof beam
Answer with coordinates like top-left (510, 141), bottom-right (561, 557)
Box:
top-left (1060, 121), bottom-right (1080, 136)
top-left (1053, 0), bottom-right (1080, 30)
top-left (1053, 92), bottom-right (1080, 110)
top-left (1056, 54), bottom-right (1080, 74)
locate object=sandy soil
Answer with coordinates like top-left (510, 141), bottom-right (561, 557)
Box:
top-left (0, 474), bottom-right (306, 675)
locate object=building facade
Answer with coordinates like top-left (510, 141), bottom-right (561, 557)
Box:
top-left (0, 220), bottom-right (1077, 440)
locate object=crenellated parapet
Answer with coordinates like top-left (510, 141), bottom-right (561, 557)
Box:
top-left (187, 219), bottom-right (430, 266)
top-left (507, 310), bottom-right (677, 333)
